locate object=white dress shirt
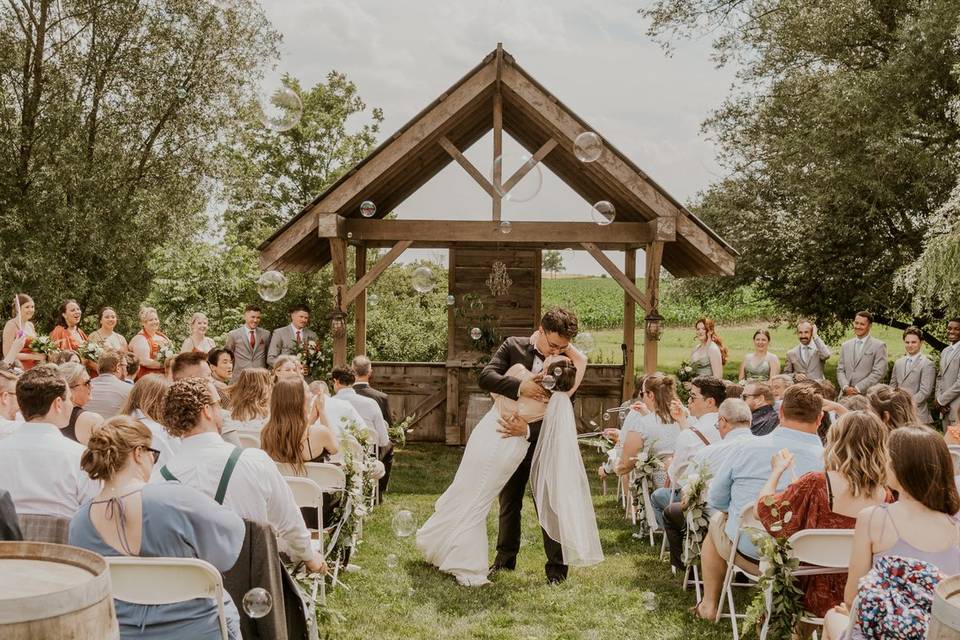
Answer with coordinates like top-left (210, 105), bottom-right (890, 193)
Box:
top-left (151, 432), bottom-right (312, 563)
top-left (0, 417), bottom-right (19, 439)
top-left (0, 422), bottom-right (99, 517)
top-left (335, 387), bottom-right (390, 447)
top-left (682, 427), bottom-right (754, 485)
top-left (667, 412), bottom-right (721, 484)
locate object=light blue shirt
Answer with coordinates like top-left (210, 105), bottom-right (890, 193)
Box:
top-left (708, 426), bottom-right (823, 558)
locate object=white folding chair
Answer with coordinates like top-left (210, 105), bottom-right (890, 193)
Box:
top-left (237, 431), bottom-right (261, 449)
top-left (276, 462), bottom-right (347, 493)
top-left (715, 503), bottom-right (765, 640)
top-left (949, 445), bottom-right (960, 475)
top-left (107, 556), bottom-right (228, 640)
top-left (284, 476), bottom-right (328, 606)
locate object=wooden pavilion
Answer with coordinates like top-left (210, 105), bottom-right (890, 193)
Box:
top-left (258, 46), bottom-right (736, 444)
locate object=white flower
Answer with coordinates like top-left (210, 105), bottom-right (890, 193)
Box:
top-left (686, 473), bottom-right (700, 485)
top-left (636, 451), bottom-right (649, 464)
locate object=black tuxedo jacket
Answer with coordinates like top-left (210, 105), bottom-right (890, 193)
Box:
top-left (354, 382), bottom-right (393, 424)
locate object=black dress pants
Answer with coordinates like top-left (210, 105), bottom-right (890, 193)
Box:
top-left (664, 502), bottom-right (687, 571)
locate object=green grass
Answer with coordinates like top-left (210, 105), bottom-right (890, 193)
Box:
top-left (329, 443), bottom-right (728, 640)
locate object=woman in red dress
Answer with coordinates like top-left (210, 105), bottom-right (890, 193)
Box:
top-left (128, 306), bottom-right (171, 381)
top-left (2, 294), bottom-right (44, 370)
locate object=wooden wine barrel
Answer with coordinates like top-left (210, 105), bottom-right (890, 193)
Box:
top-left (929, 575), bottom-right (960, 640)
top-left (464, 393), bottom-right (494, 442)
top-left (0, 541), bottom-right (118, 639)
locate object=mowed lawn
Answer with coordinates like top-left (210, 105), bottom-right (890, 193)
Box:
top-left (329, 443), bottom-right (729, 640)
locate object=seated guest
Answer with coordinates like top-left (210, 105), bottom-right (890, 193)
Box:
top-left (840, 394), bottom-right (871, 412)
top-left (615, 375), bottom-right (681, 478)
top-left (312, 380), bottom-right (366, 444)
top-left (122, 375), bottom-right (178, 466)
top-left (152, 377), bottom-right (326, 574)
top-left (272, 354), bottom-right (303, 382)
top-left (867, 384), bottom-right (919, 430)
top-left (769, 374), bottom-right (793, 410)
top-left (694, 381), bottom-right (826, 621)
top-left (171, 351), bottom-right (211, 380)
top-left (743, 382), bottom-right (778, 436)
top-left (85, 350), bottom-right (132, 419)
top-left (599, 374), bottom-right (656, 480)
top-left (823, 427), bottom-right (960, 640)
top-left (224, 368), bottom-right (272, 433)
top-left (0, 369), bottom-right (20, 438)
top-left (70, 416), bottom-right (244, 639)
top-left (755, 411), bottom-right (891, 620)
top-left (261, 378), bottom-right (338, 467)
top-left (58, 362), bottom-right (104, 445)
top-left (889, 326), bottom-right (936, 425)
top-left (0, 365), bottom-right (98, 517)
top-left (724, 383), bottom-right (744, 399)
top-left (51, 350), bottom-right (81, 365)
top-left (332, 366), bottom-right (393, 495)
top-left (207, 347), bottom-right (234, 385)
top-left (123, 352), bottom-right (139, 384)
top-left (179, 312), bottom-right (216, 355)
top-left (0, 489), bottom-right (22, 541)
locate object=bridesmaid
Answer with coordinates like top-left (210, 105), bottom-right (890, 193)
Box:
top-left (51, 299), bottom-right (88, 351)
top-left (180, 312), bottom-right (216, 354)
top-left (738, 329), bottom-right (781, 383)
top-left (690, 317), bottom-right (726, 379)
top-left (88, 307), bottom-right (128, 352)
top-left (2, 294), bottom-right (44, 370)
top-left (128, 306), bottom-right (171, 381)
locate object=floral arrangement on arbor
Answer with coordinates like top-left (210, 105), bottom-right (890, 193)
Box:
top-left (630, 440), bottom-right (664, 535)
top-left (680, 463), bottom-right (712, 566)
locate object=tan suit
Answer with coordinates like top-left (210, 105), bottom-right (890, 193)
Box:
top-left (936, 342), bottom-right (960, 423)
top-left (890, 354), bottom-right (936, 424)
top-left (784, 336), bottom-right (831, 381)
top-left (836, 335), bottom-right (888, 394)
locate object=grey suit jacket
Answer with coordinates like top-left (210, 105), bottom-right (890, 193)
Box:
top-left (85, 373), bottom-right (132, 419)
top-left (836, 335), bottom-right (888, 393)
top-left (225, 326), bottom-right (272, 379)
top-left (783, 337), bottom-right (831, 381)
top-left (267, 325), bottom-right (318, 367)
top-left (890, 354), bottom-right (936, 424)
top-left (936, 342), bottom-right (960, 423)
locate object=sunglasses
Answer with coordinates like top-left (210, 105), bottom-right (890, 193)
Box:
top-left (141, 446), bottom-right (161, 464)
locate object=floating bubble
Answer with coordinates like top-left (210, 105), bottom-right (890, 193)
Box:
top-left (407, 587), bottom-right (416, 597)
top-left (446, 294), bottom-right (456, 306)
top-left (541, 374), bottom-right (556, 391)
top-left (256, 271), bottom-right (288, 302)
top-left (385, 553), bottom-right (399, 569)
top-left (470, 327), bottom-right (482, 340)
top-left (254, 84), bottom-right (303, 133)
top-left (590, 200), bottom-right (616, 225)
top-left (498, 220), bottom-right (512, 235)
top-left (368, 293), bottom-right (379, 307)
top-left (411, 266), bottom-right (435, 294)
top-left (574, 132), bottom-right (603, 163)
top-left (347, 232), bottom-right (353, 239)
top-left (642, 590), bottom-right (658, 612)
top-left (392, 510), bottom-right (416, 538)
top-left (242, 588), bottom-right (273, 618)
top-left (603, 413), bottom-right (611, 421)
top-left (360, 200), bottom-right (376, 218)
top-left (492, 153), bottom-right (542, 203)
top-left (176, 86), bottom-right (187, 100)
top-left (574, 332), bottom-right (595, 354)
top-left (553, 366), bottom-right (562, 376)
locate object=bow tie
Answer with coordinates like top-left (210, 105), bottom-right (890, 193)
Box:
top-left (533, 349), bottom-right (545, 360)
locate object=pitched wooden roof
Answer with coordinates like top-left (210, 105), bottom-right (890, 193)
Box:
top-left (258, 47), bottom-right (736, 277)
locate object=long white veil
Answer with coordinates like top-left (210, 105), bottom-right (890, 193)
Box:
top-left (530, 392), bottom-right (604, 567)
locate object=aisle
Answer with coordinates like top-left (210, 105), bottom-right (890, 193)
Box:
top-left (329, 443), bottom-right (732, 640)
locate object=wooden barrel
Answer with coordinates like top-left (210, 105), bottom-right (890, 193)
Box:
top-left (464, 393), bottom-right (494, 442)
top-left (0, 541), bottom-right (118, 639)
top-left (930, 575), bottom-right (960, 639)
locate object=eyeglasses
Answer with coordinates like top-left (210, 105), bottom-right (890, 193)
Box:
top-left (688, 394), bottom-right (703, 401)
top-left (71, 380), bottom-right (91, 389)
top-left (142, 447), bottom-right (161, 464)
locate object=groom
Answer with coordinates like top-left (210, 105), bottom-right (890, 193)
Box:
top-left (479, 307), bottom-right (580, 584)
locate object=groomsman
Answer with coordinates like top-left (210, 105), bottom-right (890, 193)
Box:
top-left (837, 311), bottom-right (888, 396)
top-left (225, 304), bottom-right (271, 380)
top-left (935, 317), bottom-right (960, 423)
top-left (784, 320), bottom-right (831, 381)
top-left (890, 326), bottom-right (936, 425)
top-left (267, 304), bottom-right (318, 367)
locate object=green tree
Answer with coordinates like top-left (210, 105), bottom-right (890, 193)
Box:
top-left (542, 250), bottom-right (564, 279)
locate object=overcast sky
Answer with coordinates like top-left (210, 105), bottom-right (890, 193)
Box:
top-left (258, 0), bottom-right (736, 275)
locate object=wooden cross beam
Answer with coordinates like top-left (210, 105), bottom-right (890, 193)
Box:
top-left (438, 136), bottom-right (497, 198)
top-left (580, 241), bottom-right (652, 314)
top-left (341, 240), bottom-right (413, 308)
top-left (500, 139), bottom-right (558, 195)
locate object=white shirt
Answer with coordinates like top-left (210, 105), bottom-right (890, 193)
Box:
top-left (667, 412), bottom-right (721, 484)
top-left (0, 417), bottom-right (19, 439)
top-left (324, 396), bottom-right (366, 438)
top-left (681, 427), bottom-right (753, 486)
top-left (0, 422), bottom-right (99, 517)
top-left (132, 410), bottom-right (181, 468)
top-left (151, 432), bottom-right (313, 563)
top-left (335, 387), bottom-right (390, 447)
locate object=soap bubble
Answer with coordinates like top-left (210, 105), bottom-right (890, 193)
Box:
top-left (574, 332), bottom-right (595, 354)
top-left (392, 510), bottom-right (416, 538)
top-left (642, 591), bottom-right (658, 611)
top-left (470, 327), bottom-right (482, 340)
top-left (256, 271), bottom-right (288, 302)
top-left (411, 266), bottom-right (435, 294)
top-left (368, 293), bottom-right (379, 307)
top-left (385, 553), bottom-right (399, 569)
top-left (603, 413), bottom-right (611, 421)
top-left (407, 587), bottom-right (416, 597)
top-left (176, 86), bottom-right (187, 100)
top-left (553, 367), bottom-right (562, 376)
top-left (590, 200), bottom-right (616, 225)
top-left (498, 220), bottom-right (512, 235)
top-left (492, 153), bottom-right (542, 203)
top-left (541, 375), bottom-right (556, 391)
top-left (254, 84), bottom-right (302, 133)
top-left (574, 132), bottom-right (603, 162)
top-left (242, 588), bottom-right (273, 618)
top-left (446, 294), bottom-right (456, 306)
top-left (360, 200), bottom-right (376, 218)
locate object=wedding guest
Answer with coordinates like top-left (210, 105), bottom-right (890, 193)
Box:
top-left (50, 299), bottom-right (87, 352)
top-left (180, 312), bottom-right (216, 354)
top-left (599, 374), bottom-right (656, 480)
top-left (352, 355), bottom-right (393, 424)
top-left (0, 370), bottom-right (20, 438)
top-left (784, 320), bottom-right (832, 382)
top-left (743, 382), bottom-right (779, 436)
top-left (724, 383), bottom-right (744, 399)
top-left (225, 304), bottom-right (270, 381)
top-left (51, 350), bottom-right (80, 365)
top-left (207, 347), bottom-right (234, 385)
top-left (267, 304), bottom-right (317, 367)
top-left (2, 293), bottom-right (44, 370)
top-left (889, 327), bottom-right (935, 425)
top-left (58, 362), bottom-right (104, 445)
top-left (0, 365), bottom-right (98, 517)
top-left (840, 394), bottom-right (871, 412)
top-left (866, 385), bottom-right (919, 430)
top-left (87, 306), bottom-right (128, 352)
top-left (935, 317), bottom-right (960, 424)
top-left (85, 351), bottom-right (132, 419)
top-left (332, 366), bottom-right (393, 495)
top-left (690, 318), bottom-right (726, 379)
top-left (224, 368), bottom-right (271, 433)
top-left (837, 311), bottom-right (888, 396)
top-left (153, 377), bottom-right (326, 574)
top-left (123, 352), bottom-right (139, 383)
top-left (170, 351), bottom-right (210, 380)
top-left (272, 354), bottom-right (302, 381)
top-left (69, 416), bottom-right (245, 639)
top-left (122, 375), bottom-right (178, 466)
top-left (261, 378), bottom-right (338, 469)
top-left (615, 375), bottom-right (681, 476)
top-left (129, 306), bottom-right (171, 381)
top-left (755, 411), bottom-right (891, 619)
top-left (769, 374), bottom-right (793, 409)
top-left (823, 427), bottom-right (960, 640)
top-left (695, 381), bottom-right (826, 621)
top-left (0, 332), bottom-right (26, 373)
top-left (314, 380), bottom-right (366, 442)
top-left (738, 329), bottom-right (780, 383)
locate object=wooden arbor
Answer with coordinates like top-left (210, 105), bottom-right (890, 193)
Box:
top-left (259, 45), bottom-right (736, 440)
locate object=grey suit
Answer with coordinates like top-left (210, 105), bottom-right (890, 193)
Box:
top-left (890, 354), bottom-right (936, 424)
top-left (936, 342), bottom-right (960, 423)
top-left (836, 335), bottom-right (888, 394)
top-left (783, 336), bottom-right (832, 381)
top-left (225, 326), bottom-right (272, 380)
top-left (267, 324), bottom-right (318, 367)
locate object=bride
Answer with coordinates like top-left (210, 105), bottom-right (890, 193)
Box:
top-left (416, 346), bottom-right (603, 586)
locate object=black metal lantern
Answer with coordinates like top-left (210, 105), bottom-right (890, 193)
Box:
top-left (329, 310), bottom-right (347, 336)
top-left (644, 311), bottom-right (663, 342)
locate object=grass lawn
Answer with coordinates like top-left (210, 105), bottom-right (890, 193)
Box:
top-left (329, 443), bottom-right (731, 640)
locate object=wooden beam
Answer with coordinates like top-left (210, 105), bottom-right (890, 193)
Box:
top-left (259, 210), bottom-right (318, 270)
top-left (644, 241), bottom-right (664, 374)
top-left (438, 136), bottom-right (497, 198)
top-left (405, 389), bottom-right (447, 431)
top-left (354, 244), bottom-right (367, 356)
top-left (492, 90), bottom-right (503, 221)
top-left (444, 366), bottom-right (460, 445)
top-left (500, 138), bottom-right (557, 196)
top-left (328, 238), bottom-right (348, 367)
top-left (341, 241), bottom-right (413, 307)
top-left (580, 242), bottom-right (652, 314)
top-left (623, 248), bottom-right (637, 401)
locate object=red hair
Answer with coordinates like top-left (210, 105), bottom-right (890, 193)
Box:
top-left (697, 317), bottom-right (729, 365)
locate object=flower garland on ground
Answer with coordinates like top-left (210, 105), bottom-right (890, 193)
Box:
top-left (326, 417), bottom-right (377, 562)
top-left (285, 561), bottom-right (344, 640)
top-left (680, 464), bottom-right (712, 566)
top-left (630, 439), bottom-right (663, 535)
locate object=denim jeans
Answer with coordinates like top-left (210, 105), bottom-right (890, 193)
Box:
top-left (650, 487), bottom-right (677, 529)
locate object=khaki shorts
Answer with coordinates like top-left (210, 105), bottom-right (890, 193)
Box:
top-left (709, 511), bottom-right (760, 573)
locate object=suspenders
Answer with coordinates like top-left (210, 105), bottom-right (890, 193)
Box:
top-left (159, 445), bottom-right (244, 505)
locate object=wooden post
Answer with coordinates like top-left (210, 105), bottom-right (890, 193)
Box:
top-left (329, 238), bottom-right (348, 367)
top-left (354, 243), bottom-right (367, 356)
top-left (493, 45), bottom-right (504, 222)
top-left (623, 248), bottom-right (636, 401)
top-left (445, 248), bottom-right (460, 444)
top-left (644, 242), bottom-right (664, 375)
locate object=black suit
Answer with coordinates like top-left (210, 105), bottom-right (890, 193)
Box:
top-left (478, 336), bottom-right (567, 582)
top-left (354, 382), bottom-right (394, 497)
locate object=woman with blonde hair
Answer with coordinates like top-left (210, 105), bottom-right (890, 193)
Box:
top-left (57, 362), bottom-right (104, 445)
top-left (225, 368), bottom-right (272, 433)
top-left (122, 375), bottom-right (178, 465)
top-left (691, 317), bottom-right (727, 379)
top-left (260, 377), bottom-right (338, 472)
top-left (866, 384), bottom-right (919, 430)
top-left (88, 306), bottom-right (128, 352)
top-left (180, 312), bottom-right (216, 355)
top-left (68, 416), bottom-right (244, 639)
top-left (272, 354), bottom-right (303, 382)
top-left (128, 306), bottom-right (171, 381)
top-left (2, 293), bottom-right (43, 370)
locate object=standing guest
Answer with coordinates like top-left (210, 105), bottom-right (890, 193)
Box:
top-left (0, 370), bottom-right (20, 438)
top-left (224, 368), bottom-right (272, 433)
top-left (743, 382), bottom-right (779, 436)
top-left (866, 385), bottom-right (919, 430)
top-left (935, 316), bottom-right (960, 424)
top-left (2, 293), bottom-right (44, 370)
top-left (0, 365), bottom-right (98, 517)
top-left (153, 377), bottom-right (327, 574)
top-left (87, 307), bottom-right (128, 353)
top-left (690, 318), bottom-right (726, 379)
top-left (352, 355), bottom-right (393, 424)
top-left (129, 306), bottom-right (171, 381)
top-left (272, 355), bottom-right (303, 381)
top-left (180, 312), bottom-right (216, 354)
top-left (207, 347), bottom-right (234, 385)
top-left (122, 375), bottom-right (178, 466)
top-left (784, 320), bottom-right (832, 382)
top-left (225, 304), bottom-right (270, 381)
top-left (85, 351), bottom-right (132, 419)
top-left (769, 374), bottom-right (793, 410)
top-left (837, 311), bottom-right (889, 397)
top-left (50, 299), bottom-right (88, 352)
top-left (69, 416), bottom-right (245, 640)
top-left (267, 304), bottom-right (317, 367)
top-left (58, 362), bottom-right (104, 445)
top-left (738, 329), bottom-right (780, 383)
top-left (890, 326), bottom-right (936, 425)
top-left (332, 366), bottom-right (393, 496)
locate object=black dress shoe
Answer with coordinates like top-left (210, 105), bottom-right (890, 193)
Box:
top-left (547, 575), bottom-right (566, 585)
top-left (488, 562), bottom-right (515, 575)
